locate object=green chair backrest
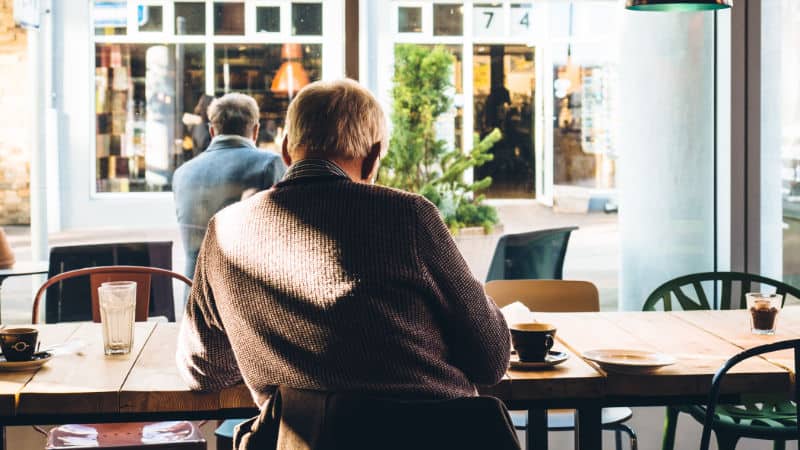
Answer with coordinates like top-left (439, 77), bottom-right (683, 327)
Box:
top-left (642, 271), bottom-right (800, 311)
top-left (485, 226), bottom-right (578, 282)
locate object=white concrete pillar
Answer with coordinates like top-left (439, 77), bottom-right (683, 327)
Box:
top-left (617, 11), bottom-right (715, 311)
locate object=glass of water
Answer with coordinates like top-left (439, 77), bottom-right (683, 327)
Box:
top-left (98, 281), bottom-right (136, 355)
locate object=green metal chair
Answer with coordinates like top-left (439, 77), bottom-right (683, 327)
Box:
top-left (699, 340), bottom-right (800, 450)
top-left (643, 271), bottom-right (800, 450)
top-left (485, 226), bottom-right (578, 282)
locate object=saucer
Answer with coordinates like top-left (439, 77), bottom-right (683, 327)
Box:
top-left (510, 351), bottom-right (569, 369)
top-left (0, 352), bottom-right (53, 371)
top-left (582, 349), bottom-right (676, 374)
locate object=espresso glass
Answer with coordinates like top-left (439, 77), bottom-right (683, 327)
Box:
top-left (746, 292), bottom-right (783, 335)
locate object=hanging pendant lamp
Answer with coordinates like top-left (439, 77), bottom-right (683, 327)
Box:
top-left (626, 0), bottom-right (731, 11)
top-left (271, 44), bottom-right (310, 99)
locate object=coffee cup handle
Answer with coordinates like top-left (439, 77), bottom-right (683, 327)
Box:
top-left (544, 334), bottom-right (554, 352)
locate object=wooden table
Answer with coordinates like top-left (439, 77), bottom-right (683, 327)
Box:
top-left (515, 309), bottom-right (798, 450)
top-left (0, 310), bottom-right (796, 450)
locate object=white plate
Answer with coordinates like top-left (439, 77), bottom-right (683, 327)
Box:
top-left (510, 351), bottom-right (569, 370)
top-left (582, 349), bottom-right (676, 374)
top-left (0, 352), bottom-right (53, 371)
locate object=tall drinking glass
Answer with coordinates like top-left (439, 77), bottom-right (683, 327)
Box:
top-left (98, 281), bottom-right (136, 355)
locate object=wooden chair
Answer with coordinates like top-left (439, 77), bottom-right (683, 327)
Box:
top-left (46, 242), bottom-right (177, 323)
top-left (699, 339), bottom-right (800, 450)
top-left (485, 280), bottom-right (637, 450)
top-left (32, 265), bottom-right (191, 324)
top-left (644, 272), bottom-right (800, 450)
top-left (32, 265), bottom-right (205, 450)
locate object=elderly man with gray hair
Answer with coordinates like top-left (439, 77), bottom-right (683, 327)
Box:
top-left (177, 80), bottom-right (510, 408)
top-left (173, 92), bottom-right (286, 280)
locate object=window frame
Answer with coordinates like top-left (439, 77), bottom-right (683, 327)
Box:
top-left (90, 0), bottom-right (337, 198)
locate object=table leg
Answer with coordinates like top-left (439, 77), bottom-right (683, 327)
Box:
top-left (526, 408), bottom-right (548, 450)
top-left (574, 405), bottom-right (602, 450)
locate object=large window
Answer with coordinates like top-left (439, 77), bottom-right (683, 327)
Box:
top-left (371, 1), bottom-right (718, 310)
top-left (92, 0), bottom-right (324, 193)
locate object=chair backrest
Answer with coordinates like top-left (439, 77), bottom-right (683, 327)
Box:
top-left (268, 386), bottom-right (521, 450)
top-left (699, 339), bottom-right (800, 450)
top-left (484, 279), bottom-right (599, 312)
top-left (643, 271), bottom-right (800, 312)
top-left (485, 226), bottom-right (578, 282)
top-left (32, 265), bottom-right (192, 324)
top-left (46, 242), bottom-right (175, 323)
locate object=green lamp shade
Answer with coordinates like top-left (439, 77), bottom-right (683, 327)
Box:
top-left (626, 0), bottom-right (732, 11)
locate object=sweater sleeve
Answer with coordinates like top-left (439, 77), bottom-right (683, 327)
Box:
top-left (176, 218), bottom-right (244, 391)
top-left (414, 196), bottom-right (511, 385)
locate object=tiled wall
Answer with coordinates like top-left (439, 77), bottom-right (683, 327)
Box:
top-left (0, 0), bottom-right (30, 225)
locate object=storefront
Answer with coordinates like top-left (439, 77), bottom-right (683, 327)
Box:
top-left (49, 0), bottom-right (616, 230)
top-left (365, 0), bottom-right (618, 204)
top-left (52, 0), bottom-right (343, 228)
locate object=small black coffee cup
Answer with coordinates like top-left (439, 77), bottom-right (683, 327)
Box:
top-left (0, 328), bottom-right (38, 362)
top-left (510, 323), bottom-right (556, 362)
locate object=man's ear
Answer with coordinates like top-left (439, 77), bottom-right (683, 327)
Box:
top-left (251, 123), bottom-right (260, 143)
top-left (208, 124), bottom-right (217, 138)
top-left (361, 142), bottom-right (382, 182)
top-left (281, 138), bottom-right (292, 167)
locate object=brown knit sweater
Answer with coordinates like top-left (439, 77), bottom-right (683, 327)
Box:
top-left (176, 174), bottom-right (511, 405)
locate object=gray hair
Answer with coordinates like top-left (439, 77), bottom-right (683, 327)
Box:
top-left (285, 79), bottom-right (387, 160)
top-left (207, 93), bottom-right (259, 137)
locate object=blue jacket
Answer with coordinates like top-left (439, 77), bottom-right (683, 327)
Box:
top-left (173, 135), bottom-right (286, 279)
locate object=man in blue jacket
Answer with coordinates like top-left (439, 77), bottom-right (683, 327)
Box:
top-left (173, 93), bottom-right (286, 279)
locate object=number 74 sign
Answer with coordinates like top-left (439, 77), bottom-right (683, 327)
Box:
top-left (473, 4), bottom-right (532, 37)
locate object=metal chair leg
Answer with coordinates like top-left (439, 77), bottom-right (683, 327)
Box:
top-left (605, 423), bottom-right (637, 450)
top-left (661, 406), bottom-right (679, 450)
top-left (715, 430), bottom-right (739, 450)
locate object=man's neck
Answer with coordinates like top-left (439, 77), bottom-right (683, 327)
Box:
top-left (328, 157), bottom-right (366, 183)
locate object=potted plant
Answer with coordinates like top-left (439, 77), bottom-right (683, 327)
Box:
top-left (380, 44), bottom-right (501, 235)
top-left (379, 44), bottom-right (503, 278)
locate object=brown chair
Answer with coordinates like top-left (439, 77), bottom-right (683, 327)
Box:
top-left (46, 242), bottom-right (177, 323)
top-left (32, 265), bottom-right (205, 450)
top-left (32, 265), bottom-right (191, 324)
top-left (485, 280), bottom-right (638, 450)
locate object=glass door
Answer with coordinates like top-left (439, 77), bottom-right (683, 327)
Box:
top-left (472, 44), bottom-right (536, 198)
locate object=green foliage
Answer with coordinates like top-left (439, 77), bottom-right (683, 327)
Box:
top-left (380, 44), bottom-right (500, 234)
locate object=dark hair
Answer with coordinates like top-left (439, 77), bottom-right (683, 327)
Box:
top-left (193, 94), bottom-right (215, 122)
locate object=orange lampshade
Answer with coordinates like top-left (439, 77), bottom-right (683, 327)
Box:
top-left (271, 61), bottom-right (310, 96)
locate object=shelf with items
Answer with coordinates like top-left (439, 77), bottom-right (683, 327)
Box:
top-left (95, 44), bottom-right (139, 193)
